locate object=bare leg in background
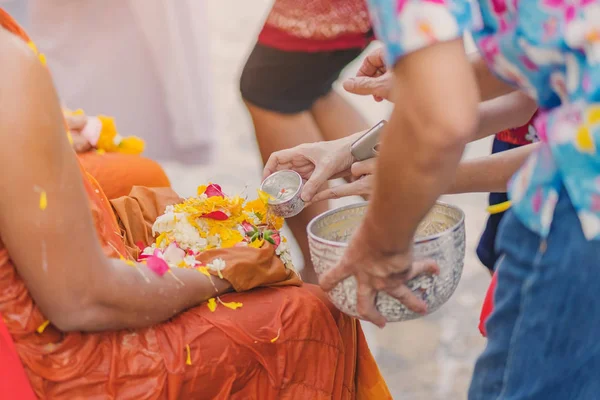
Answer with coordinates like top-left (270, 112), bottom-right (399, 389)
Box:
top-left (244, 90), bottom-right (369, 283)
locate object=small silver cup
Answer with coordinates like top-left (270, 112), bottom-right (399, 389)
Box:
top-left (260, 170), bottom-right (305, 218)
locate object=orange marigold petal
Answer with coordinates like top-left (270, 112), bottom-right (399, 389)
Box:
top-left (207, 298), bottom-right (217, 312)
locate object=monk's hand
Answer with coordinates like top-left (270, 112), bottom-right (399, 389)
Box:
top-left (319, 218), bottom-right (439, 328)
top-left (263, 133), bottom-right (362, 202)
top-left (343, 47), bottom-right (394, 102)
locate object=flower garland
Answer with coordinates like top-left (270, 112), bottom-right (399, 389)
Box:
top-left (139, 183), bottom-right (294, 274)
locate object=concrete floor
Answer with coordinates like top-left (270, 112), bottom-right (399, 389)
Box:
top-left (159, 2), bottom-right (493, 399)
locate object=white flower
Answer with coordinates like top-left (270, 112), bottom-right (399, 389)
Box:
top-left (207, 234), bottom-right (221, 248)
top-left (397, 2), bottom-right (459, 53)
top-left (153, 212), bottom-right (208, 253)
top-left (246, 212), bottom-right (261, 226)
top-left (141, 243), bottom-right (156, 256)
top-left (207, 258), bottom-right (226, 272)
top-left (163, 243), bottom-right (186, 266)
top-left (183, 255), bottom-right (199, 268)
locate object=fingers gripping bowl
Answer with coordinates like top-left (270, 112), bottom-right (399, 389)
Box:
top-left (307, 202), bottom-right (465, 322)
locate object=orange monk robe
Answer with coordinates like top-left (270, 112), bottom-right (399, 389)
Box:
top-left (77, 151), bottom-right (171, 199)
top-left (0, 8), bottom-right (391, 399)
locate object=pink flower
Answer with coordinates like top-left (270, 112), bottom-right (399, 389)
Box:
top-left (146, 250), bottom-right (170, 276)
top-left (242, 221), bottom-right (256, 233)
top-left (204, 184), bottom-right (225, 198)
top-left (201, 211), bottom-right (229, 220)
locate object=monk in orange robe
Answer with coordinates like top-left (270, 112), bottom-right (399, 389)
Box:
top-left (0, 9), bottom-right (390, 399)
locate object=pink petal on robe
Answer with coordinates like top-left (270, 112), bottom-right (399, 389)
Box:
top-left (146, 256), bottom-right (170, 276)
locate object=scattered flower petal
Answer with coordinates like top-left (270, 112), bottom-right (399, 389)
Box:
top-left (249, 238), bottom-right (264, 249)
top-left (257, 190), bottom-right (273, 204)
top-left (146, 256), bottom-right (170, 276)
top-left (219, 299), bottom-right (243, 310)
top-left (207, 298), bottom-right (217, 312)
top-left (37, 320), bottom-right (50, 334)
top-left (270, 327), bottom-right (281, 343)
top-left (204, 184), bottom-right (225, 198)
top-left (185, 345), bottom-right (192, 365)
top-left (39, 191), bottom-right (47, 210)
top-left (201, 211), bottom-right (229, 220)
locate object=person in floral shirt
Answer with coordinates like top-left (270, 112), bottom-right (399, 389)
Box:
top-left (268, 0), bottom-right (600, 397)
top-left (354, 0), bottom-right (600, 397)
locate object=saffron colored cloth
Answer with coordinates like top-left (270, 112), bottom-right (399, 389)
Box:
top-left (78, 152), bottom-right (171, 200)
top-left (0, 10), bottom-right (391, 399)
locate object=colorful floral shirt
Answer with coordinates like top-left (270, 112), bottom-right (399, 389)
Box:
top-left (367, 0), bottom-right (600, 239)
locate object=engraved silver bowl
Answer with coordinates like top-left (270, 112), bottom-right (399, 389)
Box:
top-left (261, 170), bottom-right (305, 218)
top-left (307, 201), bottom-right (465, 322)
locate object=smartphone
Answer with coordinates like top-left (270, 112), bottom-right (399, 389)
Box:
top-left (350, 120), bottom-right (386, 161)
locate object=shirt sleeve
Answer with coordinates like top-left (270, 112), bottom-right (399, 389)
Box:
top-left (366, 0), bottom-right (479, 66)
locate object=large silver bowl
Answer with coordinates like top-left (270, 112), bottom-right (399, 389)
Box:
top-left (307, 202), bottom-right (465, 322)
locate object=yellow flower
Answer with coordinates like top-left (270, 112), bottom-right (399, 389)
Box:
top-left (249, 238), bottom-right (264, 249)
top-left (257, 189), bottom-right (273, 204)
top-left (197, 185), bottom-right (207, 196)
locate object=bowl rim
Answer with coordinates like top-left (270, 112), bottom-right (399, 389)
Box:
top-left (307, 201), bottom-right (465, 248)
top-left (260, 170), bottom-right (303, 205)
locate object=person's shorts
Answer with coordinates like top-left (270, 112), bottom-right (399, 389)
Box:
top-left (240, 43), bottom-right (366, 114)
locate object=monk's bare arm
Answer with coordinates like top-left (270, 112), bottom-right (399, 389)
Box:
top-left (0, 30), bottom-right (230, 332)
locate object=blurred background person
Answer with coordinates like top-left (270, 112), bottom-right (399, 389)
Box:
top-left (240, 0), bottom-right (374, 282)
top-left (2, 0), bottom-right (215, 164)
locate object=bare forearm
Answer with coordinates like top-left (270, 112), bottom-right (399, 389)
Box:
top-left (68, 260), bottom-right (231, 332)
top-left (473, 91), bottom-right (537, 141)
top-left (447, 143), bottom-right (539, 194)
top-left (365, 41), bottom-right (479, 251)
top-left (469, 52), bottom-right (516, 101)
